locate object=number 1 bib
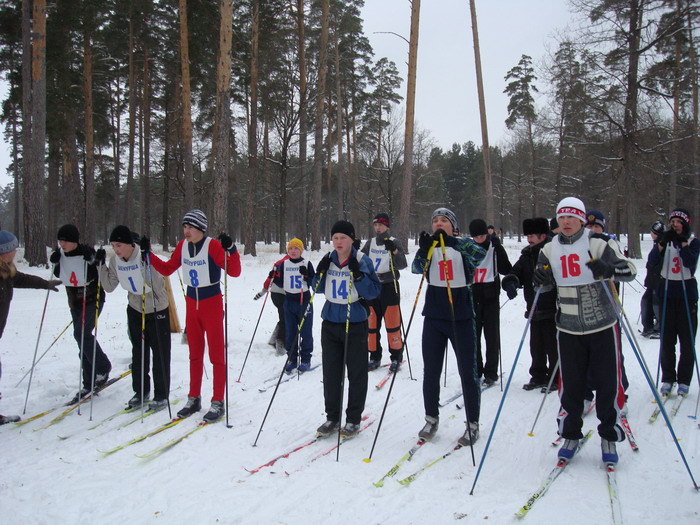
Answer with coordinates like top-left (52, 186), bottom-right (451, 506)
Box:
top-left (116, 258), bottom-right (150, 293)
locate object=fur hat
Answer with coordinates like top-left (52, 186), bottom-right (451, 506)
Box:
top-left (523, 218), bottom-right (550, 236)
top-left (331, 220), bottom-right (355, 240)
top-left (57, 224), bottom-right (80, 243)
top-left (182, 209), bottom-right (208, 232)
top-left (431, 207), bottom-right (459, 232)
top-left (556, 197), bottom-right (586, 223)
top-left (0, 230), bottom-right (19, 254)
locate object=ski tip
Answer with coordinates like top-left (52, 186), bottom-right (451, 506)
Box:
top-left (363, 457), bottom-right (371, 463)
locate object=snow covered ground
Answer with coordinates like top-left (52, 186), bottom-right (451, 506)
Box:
top-left (1, 237), bottom-right (698, 524)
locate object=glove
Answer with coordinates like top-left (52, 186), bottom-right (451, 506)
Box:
top-left (532, 267), bottom-right (552, 287)
top-left (490, 236), bottom-right (501, 248)
top-left (348, 256), bottom-right (362, 280)
top-left (353, 238), bottom-right (361, 250)
top-left (298, 265), bottom-right (308, 276)
top-left (253, 288), bottom-right (267, 300)
top-left (49, 249), bottom-right (61, 264)
top-left (95, 248), bottom-right (106, 265)
top-left (47, 279), bottom-right (62, 292)
top-left (139, 236), bottom-right (151, 254)
top-left (218, 233), bottom-right (235, 252)
top-left (383, 238), bottom-right (396, 252)
top-left (432, 229), bottom-right (448, 245)
top-left (501, 274), bottom-right (519, 300)
top-left (586, 258), bottom-right (614, 279)
top-left (418, 231), bottom-right (433, 251)
top-left (316, 254), bottom-right (332, 275)
top-left (82, 246), bottom-right (96, 262)
top-left (677, 230), bottom-right (690, 244)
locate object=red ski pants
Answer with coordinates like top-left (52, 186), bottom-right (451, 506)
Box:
top-left (185, 294), bottom-right (226, 402)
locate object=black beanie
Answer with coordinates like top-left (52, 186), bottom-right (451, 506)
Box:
top-left (331, 220), bottom-right (355, 240)
top-left (109, 225), bottom-right (134, 245)
top-left (523, 218), bottom-right (550, 236)
top-left (57, 224), bottom-right (80, 243)
top-left (549, 217), bottom-right (559, 232)
top-left (469, 219), bottom-right (488, 237)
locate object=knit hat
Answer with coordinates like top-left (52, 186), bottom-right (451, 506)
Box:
top-left (432, 207), bottom-right (459, 232)
top-left (109, 225), bottom-right (134, 245)
top-left (549, 217), bottom-right (559, 232)
top-left (57, 224), bottom-right (80, 243)
top-left (523, 218), bottom-right (550, 236)
top-left (373, 213), bottom-right (390, 227)
top-left (0, 230), bottom-right (19, 254)
top-left (669, 208), bottom-right (692, 228)
top-left (287, 238), bottom-right (304, 252)
top-left (556, 197), bottom-right (586, 223)
top-left (331, 220), bottom-right (355, 240)
top-left (469, 219), bottom-right (488, 237)
top-left (585, 210), bottom-right (606, 231)
top-left (650, 221), bottom-right (665, 236)
top-left (182, 209), bottom-right (208, 232)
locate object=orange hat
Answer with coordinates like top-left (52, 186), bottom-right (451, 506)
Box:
top-left (287, 238), bottom-right (304, 252)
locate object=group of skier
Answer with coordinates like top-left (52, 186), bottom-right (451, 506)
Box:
top-left (0, 199), bottom-right (696, 469)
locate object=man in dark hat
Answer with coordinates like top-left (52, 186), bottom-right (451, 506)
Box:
top-left (502, 218), bottom-right (559, 391)
top-left (361, 213), bottom-right (407, 372)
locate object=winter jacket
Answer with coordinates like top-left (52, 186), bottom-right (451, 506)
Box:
top-left (643, 240), bottom-right (662, 290)
top-left (0, 261), bottom-right (56, 338)
top-left (504, 238), bottom-right (557, 320)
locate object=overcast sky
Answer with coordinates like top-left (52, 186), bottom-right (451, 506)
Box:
top-left (360, 0), bottom-right (575, 151)
top-left (0, 1), bottom-right (575, 187)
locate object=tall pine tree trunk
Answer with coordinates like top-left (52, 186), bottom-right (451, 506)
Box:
top-left (244, 0), bottom-right (259, 255)
top-left (397, 0), bottom-right (420, 246)
top-left (83, 27), bottom-right (95, 245)
top-left (141, 43), bottom-right (152, 238)
top-left (294, 0), bottom-right (308, 241)
top-left (334, 32), bottom-right (345, 218)
top-left (179, 0), bottom-right (194, 209)
top-left (310, 0), bottom-right (329, 250)
top-left (124, 11), bottom-right (137, 226)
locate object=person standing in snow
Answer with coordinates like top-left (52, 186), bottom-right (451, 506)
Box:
top-left (469, 218), bottom-right (512, 386)
top-left (501, 218), bottom-right (559, 391)
top-left (412, 208), bottom-right (486, 446)
top-left (534, 197), bottom-right (635, 464)
top-left (639, 221), bottom-right (664, 338)
top-left (97, 225), bottom-right (171, 411)
top-left (141, 210), bottom-right (241, 423)
top-left (51, 224), bottom-right (112, 405)
top-left (266, 238), bottom-right (315, 373)
top-left (361, 213), bottom-right (407, 372)
top-left (313, 220), bottom-right (381, 438)
top-left (649, 208), bottom-right (699, 399)
top-left (0, 231), bottom-right (61, 424)
top-left (255, 262), bottom-right (287, 356)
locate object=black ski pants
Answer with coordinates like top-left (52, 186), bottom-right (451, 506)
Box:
top-left (474, 295), bottom-right (500, 381)
top-left (528, 317), bottom-right (558, 385)
top-left (70, 298), bottom-right (111, 389)
top-left (127, 306), bottom-right (172, 400)
top-left (660, 296), bottom-right (697, 385)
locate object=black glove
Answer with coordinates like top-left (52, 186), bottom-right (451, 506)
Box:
top-left (95, 248), bottom-right (106, 265)
top-left (677, 230), bottom-right (690, 244)
top-left (533, 267), bottom-right (552, 287)
top-left (432, 229), bottom-right (448, 245)
top-left (383, 238), bottom-right (396, 252)
top-left (253, 288), bottom-right (267, 300)
top-left (353, 238), bottom-right (361, 250)
top-left (418, 231), bottom-right (433, 251)
top-left (586, 258), bottom-right (614, 279)
top-left (218, 233), bottom-right (234, 252)
top-left (268, 267), bottom-right (277, 280)
top-left (348, 256), bottom-right (362, 280)
top-left (47, 279), bottom-right (62, 292)
top-left (490, 236), bottom-right (501, 248)
top-left (298, 265), bottom-right (308, 276)
top-left (139, 236), bottom-right (151, 254)
top-left (316, 254), bottom-right (332, 275)
top-left (49, 249), bottom-right (61, 264)
top-left (82, 245), bottom-right (96, 262)
top-left (502, 274), bottom-right (519, 300)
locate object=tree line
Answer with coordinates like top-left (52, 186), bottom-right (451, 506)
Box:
top-left (0, 0), bottom-right (698, 265)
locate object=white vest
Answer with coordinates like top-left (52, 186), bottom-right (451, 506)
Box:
top-left (59, 252), bottom-right (88, 287)
top-left (549, 233), bottom-right (596, 286)
top-left (324, 252), bottom-right (362, 304)
top-left (428, 246), bottom-right (468, 288)
top-left (116, 257), bottom-right (150, 294)
top-left (473, 244), bottom-right (496, 284)
top-left (282, 259), bottom-right (309, 293)
top-left (661, 242), bottom-right (693, 281)
top-left (369, 238), bottom-right (392, 273)
top-left (181, 237), bottom-right (213, 288)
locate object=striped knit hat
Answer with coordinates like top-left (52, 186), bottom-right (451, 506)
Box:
top-left (182, 209), bottom-right (207, 232)
top-left (432, 207), bottom-right (459, 232)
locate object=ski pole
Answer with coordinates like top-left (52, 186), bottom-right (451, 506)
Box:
top-left (146, 253), bottom-right (173, 419)
top-left (675, 260), bottom-right (700, 420)
top-left (601, 280), bottom-right (699, 490)
top-left (224, 251), bottom-right (232, 429)
top-left (438, 233), bottom-right (475, 467)
top-left (470, 287), bottom-right (542, 495)
top-left (22, 265), bottom-right (56, 414)
top-left (138, 270), bottom-right (146, 420)
top-left (76, 260), bottom-right (89, 415)
top-left (335, 277), bottom-right (355, 462)
top-left (404, 240), bottom-right (438, 340)
top-left (527, 358), bottom-right (560, 436)
top-left (657, 247), bottom-right (672, 387)
top-left (389, 251), bottom-right (414, 380)
top-left (251, 271), bottom-right (325, 446)
top-left (15, 320), bottom-right (72, 388)
top-left (89, 259), bottom-right (103, 420)
top-left (237, 287), bottom-right (270, 382)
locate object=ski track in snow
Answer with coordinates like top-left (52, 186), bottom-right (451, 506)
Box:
top-left (1, 239), bottom-right (698, 524)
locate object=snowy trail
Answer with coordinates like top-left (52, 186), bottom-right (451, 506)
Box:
top-left (1, 239), bottom-right (698, 524)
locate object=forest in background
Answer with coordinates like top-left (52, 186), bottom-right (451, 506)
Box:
top-left (0, 0), bottom-right (698, 264)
